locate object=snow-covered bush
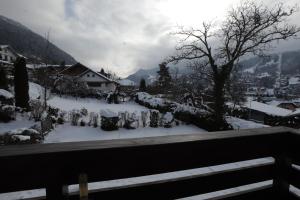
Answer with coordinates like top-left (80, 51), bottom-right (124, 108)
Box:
top-left (136, 92), bottom-right (174, 113)
top-left (80, 119), bottom-right (86, 126)
top-left (124, 112), bottom-right (139, 129)
top-left (41, 112), bottom-right (53, 134)
top-left (0, 89), bottom-right (14, 105)
top-left (106, 92), bottom-right (119, 104)
top-left (141, 110), bottom-right (149, 127)
top-left (80, 107), bottom-right (88, 116)
top-left (0, 128), bottom-right (42, 145)
top-left (57, 110), bottom-right (67, 124)
top-left (88, 112), bottom-right (99, 127)
top-left (0, 105), bottom-right (16, 122)
top-left (161, 112), bottom-right (174, 128)
top-left (48, 106), bottom-right (60, 118)
top-left (118, 111), bottom-right (127, 128)
top-left (100, 109), bottom-right (119, 131)
top-left (29, 99), bottom-right (44, 121)
top-left (150, 110), bottom-right (159, 128)
top-left (70, 109), bottom-right (81, 126)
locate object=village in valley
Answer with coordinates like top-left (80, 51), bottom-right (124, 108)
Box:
top-left (1, 42), bottom-right (300, 145)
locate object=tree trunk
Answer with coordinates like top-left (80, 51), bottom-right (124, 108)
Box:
top-left (212, 74), bottom-right (228, 130)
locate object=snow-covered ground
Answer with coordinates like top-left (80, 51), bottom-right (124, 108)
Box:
top-left (44, 123), bottom-right (206, 143)
top-left (226, 117), bottom-right (269, 130)
top-left (0, 114), bottom-right (37, 135)
top-left (48, 96), bottom-right (148, 113)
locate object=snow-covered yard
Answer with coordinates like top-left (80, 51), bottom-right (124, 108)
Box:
top-left (48, 96), bottom-right (148, 113)
top-left (44, 123), bottom-right (206, 143)
top-left (226, 117), bottom-right (269, 130)
top-left (0, 114), bottom-right (37, 135)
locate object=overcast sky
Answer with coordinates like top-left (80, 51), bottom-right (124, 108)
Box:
top-left (0, 0), bottom-right (300, 77)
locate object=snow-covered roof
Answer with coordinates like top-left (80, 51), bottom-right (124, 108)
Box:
top-left (0, 45), bottom-right (19, 57)
top-left (60, 63), bottom-right (118, 84)
top-left (257, 72), bottom-right (271, 78)
top-left (118, 79), bottom-right (136, 86)
top-left (243, 101), bottom-right (292, 116)
top-left (288, 109), bottom-right (300, 116)
top-left (0, 89), bottom-right (13, 99)
top-left (289, 77), bottom-right (300, 85)
top-left (100, 109), bottom-right (118, 118)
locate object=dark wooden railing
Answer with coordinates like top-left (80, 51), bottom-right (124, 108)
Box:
top-left (0, 127), bottom-right (299, 200)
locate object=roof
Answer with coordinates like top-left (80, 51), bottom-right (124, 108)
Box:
top-left (60, 63), bottom-right (118, 83)
top-left (289, 77), bottom-right (300, 85)
top-left (243, 101), bottom-right (292, 117)
top-left (0, 45), bottom-right (19, 57)
top-left (118, 79), bottom-right (136, 86)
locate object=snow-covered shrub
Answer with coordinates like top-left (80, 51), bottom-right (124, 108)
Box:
top-left (150, 110), bottom-right (159, 128)
top-left (48, 106), bottom-right (60, 118)
top-left (0, 105), bottom-right (16, 122)
top-left (29, 99), bottom-right (44, 121)
top-left (70, 109), bottom-right (81, 126)
top-left (80, 108), bottom-right (88, 116)
top-left (57, 110), bottom-right (67, 124)
top-left (41, 112), bottom-right (54, 134)
top-left (118, 111), bottom-right (127, 128)
top-left (141, 110), bottom-right (149, 127)
top-left (80, 119), bottom-right (86, 126)
top-left (124, 112), bottom-right (139, 129)
top-left (106, 92), bottom-right (119, 104)
top-left (0, 89), bottom-right (14, 105)
top-left (89, 112), bottom-right (99, 127)
top-left (100, 109), bottom-right (119, 131)
top-left (0, 128), bottom-right (42, 145)
top-left (161, 112), bottom-right (174, 128)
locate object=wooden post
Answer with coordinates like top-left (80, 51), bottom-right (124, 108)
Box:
top-left (272, 154), bottom-right (292, 199)
top-left (79, 173), bottom-right (88, 200)
top-left (46, 184), bottom-right (69, 200)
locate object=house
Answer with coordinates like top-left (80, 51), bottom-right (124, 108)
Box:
top-left (242, 101), bottom-right (291, 122)
top-left (0, 45), bottom-right (20, 77)
top-left (59, 63), bottom-right (119, 92)
top-left (0, 45), bottom-right (18, 63)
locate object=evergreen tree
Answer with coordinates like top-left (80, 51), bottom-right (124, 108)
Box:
top-left (139, 78), bottom-right (146, 92)
top-left (157, 62), bottom-right (172, 92)
top-left (100, 68), bottom-right (105, 75)
top-left (14, 57), bottom-right (29, 109)
top-left (0, 68), bottom-right (9, 90)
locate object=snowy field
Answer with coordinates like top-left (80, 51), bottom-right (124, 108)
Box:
top-left (0, 114), bottom-right (38, 135)
top-left (226, 117), bottom-right (269, 130)
top-left (45, 124), bottom-right (206, 143)
top-left (48, 96), bottom-right (148, 113)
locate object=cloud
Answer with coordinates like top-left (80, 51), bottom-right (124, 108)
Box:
top-left (0, 0), bottom-right (299, 77)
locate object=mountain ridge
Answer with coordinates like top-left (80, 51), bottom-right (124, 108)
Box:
top-left (0, 15), bottom-right (76, 64)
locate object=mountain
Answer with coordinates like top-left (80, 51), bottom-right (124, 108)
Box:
top-left (0, 15), bottom-right (76, 64)
top-left (240, 51), bottom-right (300, 75)
top-left (127, 50), bottom-right (300, 84)
top-left (126, 65), bottom-right (192, 84)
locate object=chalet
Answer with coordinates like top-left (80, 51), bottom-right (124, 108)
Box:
top-left (59, 63), bottom-right (119, 92)
top-left (0, 45), bottom-right (20, 77)
top-left (0, 45), bottom-right (18, 63)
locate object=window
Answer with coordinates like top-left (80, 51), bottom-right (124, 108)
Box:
top-left (92, 74), bottom-right (95, 77)
top-left (4, 55), bottom-right (7, 61)
top-left (87, 74), bottom-right (90, 77)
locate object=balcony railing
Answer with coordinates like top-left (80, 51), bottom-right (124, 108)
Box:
top-left (0, 127), bottom-right (299, 200)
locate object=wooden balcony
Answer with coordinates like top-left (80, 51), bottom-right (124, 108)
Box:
top-left (0, 127), bottom-right (299, 200)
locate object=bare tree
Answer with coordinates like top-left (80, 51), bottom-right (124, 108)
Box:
top-left (33, 30), bottom-right (54, 109)
top-left (168, 0), bottom-right (299, 129)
